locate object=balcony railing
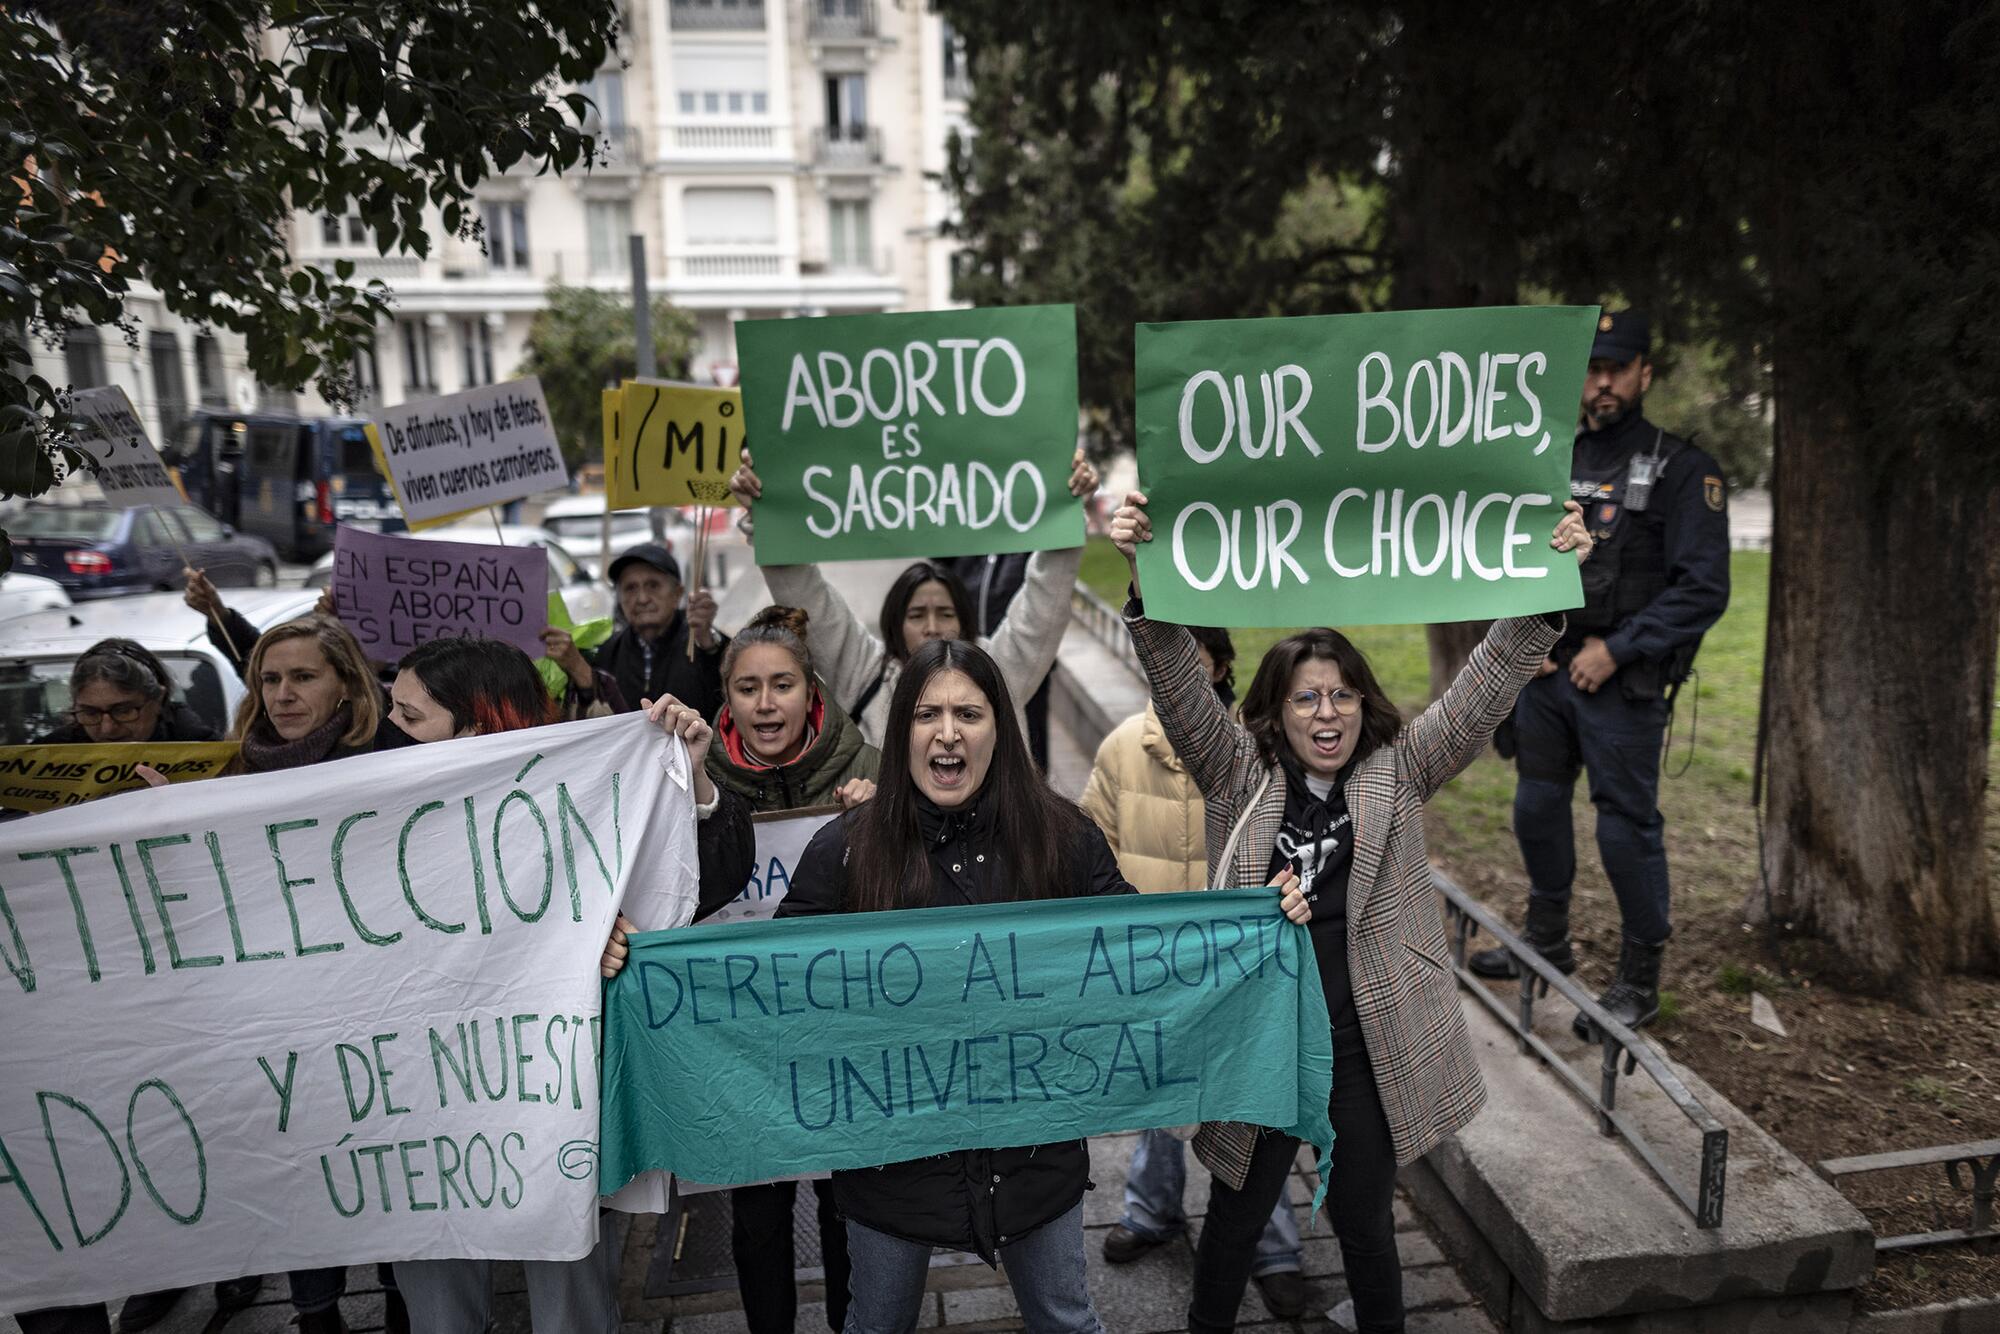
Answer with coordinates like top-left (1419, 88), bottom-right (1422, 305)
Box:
top-left (670, 123), bottom-right (779, 153)
top-left (674, 251), bottom-right (785, 279)
top-left (669, 0), bottom-right (764, 30)
top-left (806, 247), bottom-right (895, 278)
top-left (812, 125), bottom-right (883, 169)
top-left (808, 0), bottom-right (877, 40)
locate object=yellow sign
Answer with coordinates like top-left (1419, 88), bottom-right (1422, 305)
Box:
top-left (0, 742), bottom-right (241, 813)
top-left (605, 380), bottom-right (743, 510)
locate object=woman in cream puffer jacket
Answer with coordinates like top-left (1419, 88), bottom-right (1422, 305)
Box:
top-left (1078, 627), bottom-right (1235, 892)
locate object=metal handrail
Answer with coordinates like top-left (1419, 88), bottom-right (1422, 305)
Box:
top-left (1434, 870), bottom-right (1729, 1229)
top-left (1817, 1139), bottom-right (1999, 1251)
top-left (1069, 583), bottom-right (1142, 677)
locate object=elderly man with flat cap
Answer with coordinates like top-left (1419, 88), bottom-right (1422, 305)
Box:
top-left (543, 541), bottom-right (727, 722)
top-left (1471, 311), bottom-right (1732, 1039)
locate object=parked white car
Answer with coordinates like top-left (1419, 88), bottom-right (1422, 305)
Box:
top-left (539, 495), bottom-right (694, 580)
top-left (304, 523), bottom-right (615, 624)
top-left (0, 570), bottom-right (71, 622)
top-left (0, 588), bottom-right (323, 745)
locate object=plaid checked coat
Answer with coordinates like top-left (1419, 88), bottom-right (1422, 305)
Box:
top-left (1125, 602), bottom-right (1563, 1183)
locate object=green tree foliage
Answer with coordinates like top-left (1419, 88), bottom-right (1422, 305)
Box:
top-left (940, 2), bottom-right (1775, 481)
top-left (942, 18), bottom-right (1386, 455)
top-left (0, 0), bottom-right (623, 534)
top-left (943, 0), bottom-right (2000, 995)
top-left (515, 283), bottom-right (699, 469)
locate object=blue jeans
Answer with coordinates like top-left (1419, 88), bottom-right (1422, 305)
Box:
top-left (843, 1202), bottom-right (1103, 1334)
top-left (1511, 669), bottom-right (1673, 945)
top-left (1121, 1129), bottom-right (1302, 1276)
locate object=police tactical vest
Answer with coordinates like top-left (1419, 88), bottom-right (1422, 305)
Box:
top-left (1569, 428), bottom-right (1684, 636)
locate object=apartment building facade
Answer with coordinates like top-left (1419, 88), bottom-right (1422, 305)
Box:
top-left (300, 0), bottom-right (972, 417)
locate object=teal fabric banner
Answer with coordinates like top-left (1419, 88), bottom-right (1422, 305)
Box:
top-left (599, 889), bottom-right (1333, 1192)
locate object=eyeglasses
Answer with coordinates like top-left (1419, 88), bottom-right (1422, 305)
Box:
top-left (68, 702), bottom-right (148, 725)
top-left (1286, 688), bottom-right (1363, 719)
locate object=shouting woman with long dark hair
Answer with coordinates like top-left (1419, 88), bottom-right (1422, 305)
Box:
top-left (777, 638), bottom-right (1309, 1333)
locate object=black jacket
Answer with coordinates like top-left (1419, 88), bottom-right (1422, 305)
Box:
top-left (37, 698), bottom-right (218, 745)
top-left (588, 611), bottom-right (726, 721)
top-left (1562, 410), bottom-right (1732, 674)
top-left (779, 789), bottom-right (1134, 1259)
top-left (692, 784), bottom-right (757, 922)
top-left (936, 554), bottom-right (1032, 637)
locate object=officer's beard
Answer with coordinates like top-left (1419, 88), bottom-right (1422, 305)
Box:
top-left (1583, 391), bottom-right (1642, 433)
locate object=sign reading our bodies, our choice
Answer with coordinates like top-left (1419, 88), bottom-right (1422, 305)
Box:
top-left (599, 889), bottom-right (1334, 1192)
top-left (735, 305), bottom-right (1085, 565)
top-left (67, 386), bottom-right (184, 509)
top-left (332, 527), bottom-right (550, 660)
top-left (0, 743), bottom-right (241, 814)
top-left (0, 715), bottom-right (699, 1310)
top-left (1135, 306), bottom-right (1596, 626)
top-left (604, 380), bottom-right (744, 510)
top-left (371, 378), bottom-right (569, 527)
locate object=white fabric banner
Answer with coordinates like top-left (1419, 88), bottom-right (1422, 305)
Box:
top-left (698, 806), bottom-right (839, 925)
top-left (0, 714), bottom-right (697, 1311)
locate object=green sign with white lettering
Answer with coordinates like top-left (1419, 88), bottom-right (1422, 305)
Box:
top-left (1135, 306), bottom-right (1595, 625)
top-left (737, 305), bottom-right (1085, 565)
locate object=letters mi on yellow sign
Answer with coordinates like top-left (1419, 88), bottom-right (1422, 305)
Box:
top-left (606, 381), bottom-right (744, 510)
top-left (0, 742), bottom-right (242, 813)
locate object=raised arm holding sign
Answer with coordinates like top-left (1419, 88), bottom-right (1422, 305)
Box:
top-left (1133, 306), bottom-right (1597, 626)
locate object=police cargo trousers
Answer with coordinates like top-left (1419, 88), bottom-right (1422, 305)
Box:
top-left (1509, 670), bottom-right (1673, 945)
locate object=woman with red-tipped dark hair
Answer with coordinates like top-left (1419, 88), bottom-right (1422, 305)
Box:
top-left (387, 635), bottom-right (560, 740)
top-left (390, 635), bottom-right (752, 1333)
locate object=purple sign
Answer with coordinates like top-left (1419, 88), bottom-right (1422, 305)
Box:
top-left (332, 527), bottom-right (550, 661)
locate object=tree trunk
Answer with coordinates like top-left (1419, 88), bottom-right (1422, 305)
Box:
top-left (1753, 385), bottom-right (2000, 1008)
top-left (1425, 620), bottom-right (1495, 700)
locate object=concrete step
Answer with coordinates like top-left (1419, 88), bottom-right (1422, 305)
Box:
top-left (1404, 988), bottom-right (1874, 1332)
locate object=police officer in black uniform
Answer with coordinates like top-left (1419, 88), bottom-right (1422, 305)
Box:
top-left (1470, 311), bottom-right (1731, 1038)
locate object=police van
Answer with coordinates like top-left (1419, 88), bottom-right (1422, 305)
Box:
top-left (164, 410), bottom-right (403, 561)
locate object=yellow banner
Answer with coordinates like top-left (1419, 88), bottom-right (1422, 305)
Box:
top-left (0, 742), bottom-right (241, 813)
top-left (605, 380), bottom-right (743, 510)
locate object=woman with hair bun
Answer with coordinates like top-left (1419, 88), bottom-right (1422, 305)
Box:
top-left (703, 605), bottom-right (880, 813)
top-left (637, 604), bottom-right (876, 1334)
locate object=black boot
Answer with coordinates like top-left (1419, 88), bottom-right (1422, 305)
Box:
top-left (1469, 899), bottom-right (1577, 979)
top-left (1573, 935), bottom-right (1668, 1040)
top-left (296, 1309), bottom-right (347, 1334)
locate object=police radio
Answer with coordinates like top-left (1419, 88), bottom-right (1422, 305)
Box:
top-left (1624, 428), bottom-right (1667, 512)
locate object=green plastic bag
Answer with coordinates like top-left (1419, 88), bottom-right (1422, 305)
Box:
top-left (536, 591), bottom-right (615, 698)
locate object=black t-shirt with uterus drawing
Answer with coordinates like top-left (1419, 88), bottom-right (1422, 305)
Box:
top-left (1267, 760), bottom-right (1363, 1054)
